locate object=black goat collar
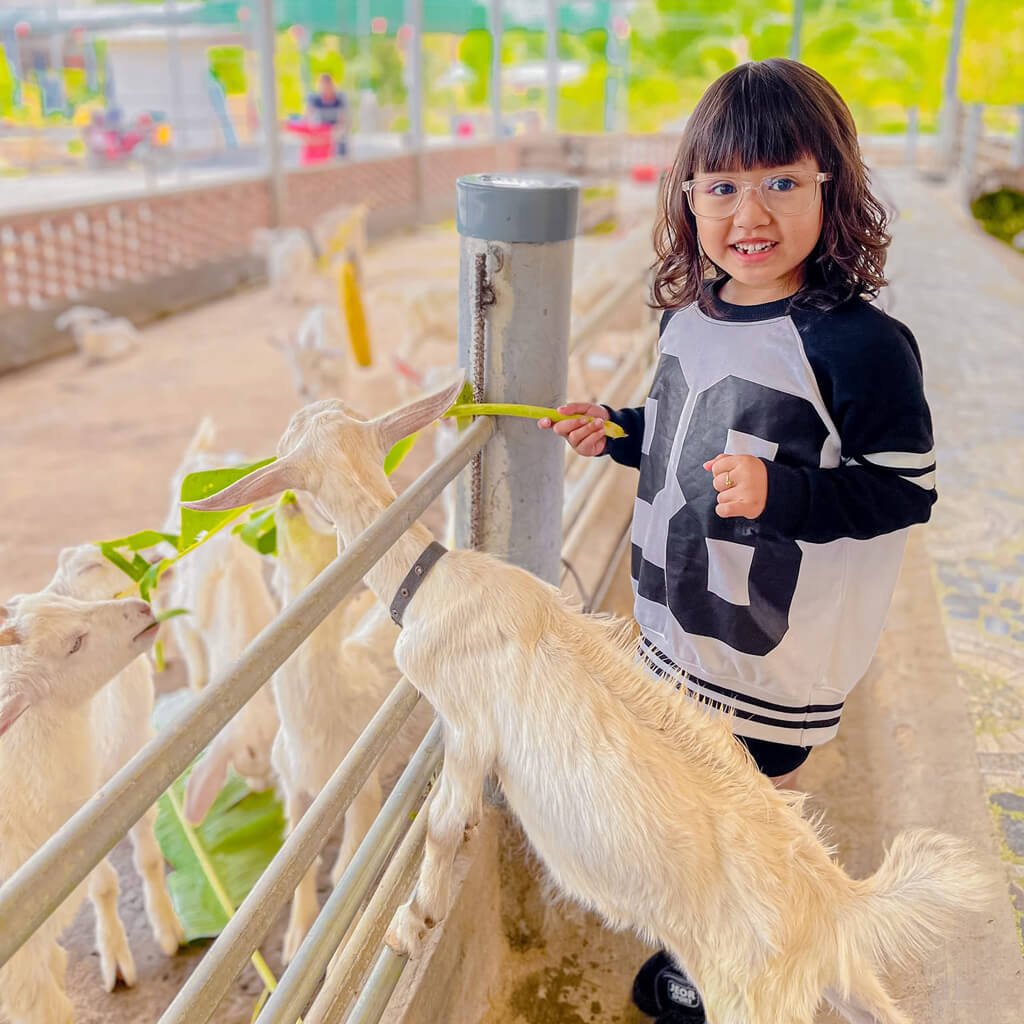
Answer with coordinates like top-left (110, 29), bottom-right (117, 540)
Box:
top-left (389, 541), bottom-right (447, 627)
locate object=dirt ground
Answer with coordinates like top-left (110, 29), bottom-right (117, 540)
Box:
top-left (0, 198), bottom-right (657, 1023)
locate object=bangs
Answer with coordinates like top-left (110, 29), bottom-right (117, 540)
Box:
top-left (653, 59), bottom-right (889, 313)
top-left (687, 62), bottom-right (839, 174)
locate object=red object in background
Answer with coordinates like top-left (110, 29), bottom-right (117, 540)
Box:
top-left (286, 120), bottom-right (333, 165)
top-left (14, 21), bottom-right (30, 38)
top-left (456, 120), bottom-right (474, 138)
top-left (631, 164), bottom-right (659, 183)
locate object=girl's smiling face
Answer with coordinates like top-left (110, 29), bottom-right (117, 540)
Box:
top-left (693, 155), bottom-right (825, 306)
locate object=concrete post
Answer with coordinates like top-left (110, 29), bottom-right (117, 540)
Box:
top-left (405, 0), bottom-right (425, 223)
top-left (905, 106), bottom-right (919, 168)
top-left (257, 0), bottom-right (285, 226)
top-left (545, 0), bottom-right (559, 132)
top-left (939, 0), bottom-right (967, 169)
top-left (454, 172), bottom-right (579, 584)
top-left (960, 102), bottom-right (983, 186)
top-left (1012, 105), bottom-right (1024, 170)
top-left (789, 0), bottom-right (804, 61)
top-left (490, 0), bottom-right (502, 140)
top-left (166, 0), bottom-right (188, 173)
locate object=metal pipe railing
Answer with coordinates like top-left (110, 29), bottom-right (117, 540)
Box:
top-left (568, 264), bottom-right (647, 355)
top-left (303, 765), bottom-right (436, 1024)
top-left (157, 681), bottom-right (429, 1024)
top-left (346, 947), bottom-right (409, 1024)
top-left (256, 720), bottom-right (444, 1024)
top-left (0, 415), bottom-right (494, 969)
top-left (562, 359), bottom-right (656, 556)
top-left (562, 323), bottom-right (657, 533)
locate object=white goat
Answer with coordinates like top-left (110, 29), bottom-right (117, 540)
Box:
top-left (393, 286), bottom-right (459, 399)
top-left (251, 227), bottom-right (317, 304)
top-left (0, 592), bottom-right (159, 1024)
top-left (157, 418), bottom-right (281, 817)
top-left (43, 546), bottom-right (184, 985)
top-left (54, 305), bottom-right (138, 365)
top-left (271, 305), bottom-right (349, 403)
top-left (186, 377), bottom-right (995, 1024)
top-left (265, 500), bottom-right (403, 962)
top-left (313, 202), bottom-right (368, 279)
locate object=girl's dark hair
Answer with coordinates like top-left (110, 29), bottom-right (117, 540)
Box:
top-left (652, 59), bottom-right (890, 312)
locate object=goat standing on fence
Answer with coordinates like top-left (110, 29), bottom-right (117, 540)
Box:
top-left (185, 377), bottom-right (994, 1024)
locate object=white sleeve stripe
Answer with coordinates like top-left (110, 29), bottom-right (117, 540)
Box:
top-left (861, 449), bottom-right (936, 470)
top-left (901, 470), bottom-right (936, 490)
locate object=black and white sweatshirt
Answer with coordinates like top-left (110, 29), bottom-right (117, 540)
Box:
top-left (605, 287), bottom-right (936, 746)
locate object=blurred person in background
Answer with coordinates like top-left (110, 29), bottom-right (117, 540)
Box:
top-left (308, 72), bottom-right (349, 158)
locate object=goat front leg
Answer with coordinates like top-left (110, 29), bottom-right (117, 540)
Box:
top-left (332, 769), bottom-right (382, 885)
top-left (0, 940), bottom-right (74, 1024)
top-left (385, 736), bottom-right (486, 958)
top-left (130, 804), bottom-right (185, 955)
top-left (282, 787), bottom-right (319, 964)
top-left (88, 857), bottom-right (136, 990)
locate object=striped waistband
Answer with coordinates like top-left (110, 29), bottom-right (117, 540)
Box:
top-left (638, 636), bottom-right (844, 742)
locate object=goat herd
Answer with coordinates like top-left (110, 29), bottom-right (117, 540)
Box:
top-left (0, 217), bottom-right (997, 1024)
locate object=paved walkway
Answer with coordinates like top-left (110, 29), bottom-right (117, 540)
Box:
top-left (880, 167), bottom-right (1024, 950)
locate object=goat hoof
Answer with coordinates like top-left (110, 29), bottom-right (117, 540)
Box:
top-left (153, 906), bottom-right (185, 955)
top-left (387, 905), bottom-right (427, 958)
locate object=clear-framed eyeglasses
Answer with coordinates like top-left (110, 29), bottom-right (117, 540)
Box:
top-left (680, 172), bottom-right (832, 219)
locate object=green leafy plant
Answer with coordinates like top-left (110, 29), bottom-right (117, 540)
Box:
top-left (152, 691), bottom-right (284, 1010)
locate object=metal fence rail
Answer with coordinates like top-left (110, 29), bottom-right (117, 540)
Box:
top-left (160, 717), bottom-right (445, 1024)
top-left (0, 415), bottom-right (494, 969)
top-left (267, 728), bottom-right (442, 1024)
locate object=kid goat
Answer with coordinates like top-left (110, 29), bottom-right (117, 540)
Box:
top-left (185, 377), bottom-right (994, 1024)
top-left (0, 592), bottom-right (160, 1024)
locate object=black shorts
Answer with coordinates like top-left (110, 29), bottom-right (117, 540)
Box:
top-left (736, 734), bottom-right (811, 777)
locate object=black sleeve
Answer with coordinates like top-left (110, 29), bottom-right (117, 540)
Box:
top-left (760, 304), bottom-right (936, 543)
top-left (596, 309), bottom-right (677, 469)
top-left (600, 406), bottom-right (645, 468)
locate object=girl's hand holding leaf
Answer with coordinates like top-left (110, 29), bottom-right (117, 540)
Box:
top-left (538, 402), bottom-right (613, 458)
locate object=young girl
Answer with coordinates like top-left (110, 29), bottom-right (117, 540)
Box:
top-left (541, 58), bottom-right (936, 1024)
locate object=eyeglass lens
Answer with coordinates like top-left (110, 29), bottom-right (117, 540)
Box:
top-left (688, 174), bottom-right (821, 218)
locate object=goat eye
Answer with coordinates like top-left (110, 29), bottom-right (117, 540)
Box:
top-left (69, 635), bottom-right (85, 655)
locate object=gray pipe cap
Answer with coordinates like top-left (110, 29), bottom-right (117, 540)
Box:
top-left (457, 172), bottom-right (580, 243)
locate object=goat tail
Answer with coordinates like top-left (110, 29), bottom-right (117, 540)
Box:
top-left (842, 829), bottom-right (997, 975)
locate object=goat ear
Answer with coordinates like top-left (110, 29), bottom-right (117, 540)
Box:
top-left (181, 456), bottom-right (303, 513)
top-left (184, 741), bottom-right (230, 824)
top-left (374, 370), bottom-right (466, 451)
top-left (0, 686), bottom-right (30, 737)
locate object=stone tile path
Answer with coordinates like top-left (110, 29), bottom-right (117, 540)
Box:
top-left (881, 167), bottom-right (1024, 949)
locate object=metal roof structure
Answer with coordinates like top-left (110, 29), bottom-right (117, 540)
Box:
top-left (0, 1), bottom-right (616, 37)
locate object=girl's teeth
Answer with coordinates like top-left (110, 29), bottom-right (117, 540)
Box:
top-left (734, 242), bottom-right (774, 253)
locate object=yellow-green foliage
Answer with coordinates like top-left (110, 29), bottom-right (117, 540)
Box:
top-left (210, 45), bottom-right (247, 95)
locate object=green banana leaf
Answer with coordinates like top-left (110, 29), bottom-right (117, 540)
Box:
top-left (178, 457), bottom-right (276, 551)
top-left (155, 774), bottom-right (286, 940)
top-left (152, 693), bottom-right (286, 942)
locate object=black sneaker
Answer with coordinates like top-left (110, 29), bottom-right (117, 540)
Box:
top-left (631, 949), bottom-right (705, 1021)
